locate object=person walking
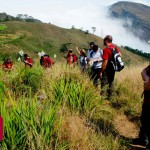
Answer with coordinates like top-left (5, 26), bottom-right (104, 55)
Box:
top-left (87, 45), bottom-right (103, 87)
top-left (100, 35), bottom-right (122, 100)
top-left (132, 65), bottom-right (150, 149)
top-left (66, 49), bottom-right (78, 65)
top-left (40, 54), bottom-right (54, 68)
top-left (2, 58), bottom-right (13, 71)
top-left (24, 54), bottom-right (33, 68)
top-left (87, 42), bottom-right (95, 59)
top-left (76, 47), bottom-right (87, 72)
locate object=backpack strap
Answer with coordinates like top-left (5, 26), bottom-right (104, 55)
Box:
top-left (90, 50), bottom-right (94, 58)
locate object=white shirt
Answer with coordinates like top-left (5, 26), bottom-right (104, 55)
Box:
top-left (89, 48), bottom-right (103, 69)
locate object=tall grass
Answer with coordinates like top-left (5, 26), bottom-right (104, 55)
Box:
top-left (0, 61), bottom-right (147, 149)
top-left (114, 63), bottom-right (148, 118)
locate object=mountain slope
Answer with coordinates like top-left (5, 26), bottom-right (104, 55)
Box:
top-left (109, 1), bottom-right (150, 42)
top-left (0, 21), bottom-right (146, 64)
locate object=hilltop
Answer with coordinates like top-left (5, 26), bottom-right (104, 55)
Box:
top-left (0, 21), bottom-right (146, 64)
top-left (109, 1), bottom-right (150, 42)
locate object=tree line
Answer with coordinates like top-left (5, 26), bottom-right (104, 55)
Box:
top-left (0, 13), bottom-right (42, 23)
top-left (122, 46), bottom-right (150, 59)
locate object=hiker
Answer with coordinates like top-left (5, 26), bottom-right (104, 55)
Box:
top-left (86, 42), bottom-right (94, 75)
top-left (132, 65), bottom-right (150, 149)
top-left (100, 35), bottom-right (122, 100)
top-left (87, 42), bottom-right (95, 59)
top-left (18, 50), bottom-right (24, 62)
top-left (40, 54), bottom-right (54, 68)
top-left (76, 47), bottom-right (87, 72)
top-left (66, 49), bottom-right (78, 65)
top-left (3, 58), bottom-right (13, 71)
top-left (86, 45), bottom-right (103, 87)
top-left (24, 54), bottom-right (33, 68)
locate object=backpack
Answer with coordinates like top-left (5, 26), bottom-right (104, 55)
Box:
top-left (40, 55), bottom-right (50, 67)
top-left (109, 48), bottom-right (124, 72)
top-left (73, 54), bottom-right (78, 63)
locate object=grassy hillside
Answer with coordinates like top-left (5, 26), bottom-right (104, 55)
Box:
top-left (0, 21), bottom-right (146, 65)
top-left (0, 21), bottom-right (149, 149)
top-left (0, 60), bottom-right (149, 149)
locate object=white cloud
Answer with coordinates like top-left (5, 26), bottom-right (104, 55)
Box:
top-left (0, 0), bottom-right (150, 52)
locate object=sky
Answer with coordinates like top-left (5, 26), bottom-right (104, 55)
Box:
top-left (0, 0), bottom-right (150, 53)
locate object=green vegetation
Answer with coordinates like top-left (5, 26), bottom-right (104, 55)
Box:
top-left (0, 20), bottom-right (149, 150)
top-left (0, 21), bottom-right (147, 66)
top-left (122, 46), bottom-right (150, 59)
top-left (0, 24), bottom-right (7, 31)
top-left (0, 60), bottom-right (147, 149)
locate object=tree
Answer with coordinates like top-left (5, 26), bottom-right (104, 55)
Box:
top-left (91, 27), bottom-right (96, 34)
top-left (71, 25), bottom-right (75, 29)
top-left (16, 14), bottom-right (23, 21)
top-left (85, 30), bottom-right (89, 34)
top-left (79, 27), bottom-right (83, 31)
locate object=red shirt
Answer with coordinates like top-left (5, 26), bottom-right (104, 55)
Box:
top-left (24, 57), bottom-right (33, 67)
top-left (42, 57), bottom-right (54, 67)
top-left (3, 62), bottom-right (13, 69)
top-left (102, 44), bottom-right (120, 60)
top-left (47, 57), bottom-right (54, 65)
top-left (66, 54), bottom-right (76, 64)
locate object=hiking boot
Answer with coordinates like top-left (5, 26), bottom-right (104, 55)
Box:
top-left (131, 138), bottom-right (147, 146)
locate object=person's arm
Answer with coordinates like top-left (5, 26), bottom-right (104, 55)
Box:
top-left (75, 47), bottom-right (81, 55)
top-left (99, 48), bottom-right (108, 78)
top-left (141, 67), bottom-right (150, 81)
top-left (100, 60), bottom-right (108, 78)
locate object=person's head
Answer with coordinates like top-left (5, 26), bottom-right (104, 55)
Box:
top-left (93, 45), bottom-right (98, 52)
top-left (89, 42), bottom-right (95, 49)
top-left (68, 49), bottom-right (73, 55)
top-left (5, 58), bottom-right (11, 63)
top-left (80, 49), bottom-right (86, 57)
top-left (44, 54), bottom-right (49, 58)
top-left (103, 35), bottom-right (113, 46)
top-left (24, 54), bottom-right (29, 58)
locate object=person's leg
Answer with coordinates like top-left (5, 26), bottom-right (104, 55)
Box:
top-left (144, 102), bottom-right (150, 149)
top-left (132, 103), bottom-right (147, 146)
top-left (106, 70), bottom-right (115, 100)
top-left (100, 71), bottom-right (108, 98)
top-left (92, 68), bottom-right (100, 87)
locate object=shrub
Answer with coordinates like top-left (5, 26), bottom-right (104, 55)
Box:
top-left (12, 68), bottom-right (43, 97)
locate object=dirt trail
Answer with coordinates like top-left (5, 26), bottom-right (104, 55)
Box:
top-left (113, 113), bottom-right (146, 150)
top-left (113, 113), bottom-right (139, 138)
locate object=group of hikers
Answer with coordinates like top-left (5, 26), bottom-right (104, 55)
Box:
top-left (2, 52), bottom-right (54, 71)
top-left (1, 35), bottom-right (150, 149)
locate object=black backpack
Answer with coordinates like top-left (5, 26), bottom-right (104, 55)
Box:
top-left (109, 48), bottom-right (124, 72)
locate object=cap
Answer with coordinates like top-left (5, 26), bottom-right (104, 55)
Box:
top-left (90, 42), bottom-right (95, 46)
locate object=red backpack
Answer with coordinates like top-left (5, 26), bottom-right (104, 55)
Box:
top-left (73, 54), bottom-right (78, 63)
top-left (40, 55), bottom-right (54, 68)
